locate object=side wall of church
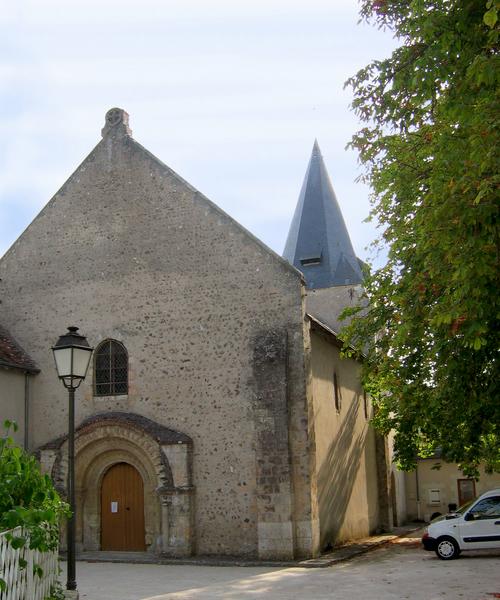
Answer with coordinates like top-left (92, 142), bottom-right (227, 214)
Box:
top-left (310, 328), bottom-right (381, 548)
top-left (0, 129), bottom-right (316, 557)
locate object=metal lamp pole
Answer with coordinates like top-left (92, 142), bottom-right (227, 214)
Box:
top-left (67, 384), bottom-right (76, 590)
top-left (52, 326), bottom-right (93, 595)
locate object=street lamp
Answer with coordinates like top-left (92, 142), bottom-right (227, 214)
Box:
top-left (52, 326), bottom-right (93, 595)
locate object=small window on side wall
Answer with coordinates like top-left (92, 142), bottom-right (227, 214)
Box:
top-left (94, 339), bottom-right (128, 396)
top-left (333, 371), bottom-right (341, 412)
top-left (363, 391), bottom-right (369, 420)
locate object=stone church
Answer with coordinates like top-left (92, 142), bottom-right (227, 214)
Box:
top-left (0, 108), bottom-right (392, 559)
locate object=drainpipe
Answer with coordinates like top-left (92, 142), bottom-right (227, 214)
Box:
top-left (415, 463), bottom-right (421, 520)
top-left (24, 372), bottom-right (30, 451)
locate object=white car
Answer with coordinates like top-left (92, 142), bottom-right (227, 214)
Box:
top-left (422, 488), bottom-right (500, 560)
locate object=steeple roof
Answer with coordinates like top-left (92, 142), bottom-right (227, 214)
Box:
top-left (283, 141), bottom-right (363, 289)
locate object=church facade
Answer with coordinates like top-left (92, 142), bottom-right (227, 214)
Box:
top-left (0, 108), bottom-right (391, 559)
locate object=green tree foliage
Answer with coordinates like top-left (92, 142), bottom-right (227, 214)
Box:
top-left (0, 421), bottom-right (68, 593)
top-left (342, 0), bottom-right (499, 476)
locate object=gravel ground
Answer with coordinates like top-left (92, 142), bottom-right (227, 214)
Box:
top-left (61, 531), bottom-right (500, 600)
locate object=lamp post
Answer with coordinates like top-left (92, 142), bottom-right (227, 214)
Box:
top-left (52, 326), bottom-right (93, 595)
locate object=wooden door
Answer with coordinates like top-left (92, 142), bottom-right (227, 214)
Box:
top-left (457, 478), bottom-right (476, 507)
top-left (101, 462), bottom-right (146, 551)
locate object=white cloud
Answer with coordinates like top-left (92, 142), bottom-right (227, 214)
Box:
top-left (0, 0), bottom-right (396, 260)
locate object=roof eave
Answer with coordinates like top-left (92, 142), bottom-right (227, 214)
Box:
top-left (0, 359), bottom-right (40, 374)
top-left (307, 313), bottom-right (365, 359)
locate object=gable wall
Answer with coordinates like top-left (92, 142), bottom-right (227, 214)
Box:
top-left (0, 133), bottom-right (316, 557)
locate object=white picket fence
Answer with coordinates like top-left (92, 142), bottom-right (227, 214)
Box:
top-left (0, 527), bottom-right (58, 600)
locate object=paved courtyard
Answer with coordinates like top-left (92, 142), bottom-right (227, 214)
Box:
top-left (62, 531), bottom-right (500, 600)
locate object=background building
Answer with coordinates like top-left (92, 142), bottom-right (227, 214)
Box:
top-left (405, 457), bottom-right (500, 522)
top-left (0, 324), bottom-right (39, 449)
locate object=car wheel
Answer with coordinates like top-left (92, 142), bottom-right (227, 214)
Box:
top-left (435, 536), bottom-right (460, 560)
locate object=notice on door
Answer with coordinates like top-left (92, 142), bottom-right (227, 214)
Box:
top-left (111, 501), bottom-right (118, 513)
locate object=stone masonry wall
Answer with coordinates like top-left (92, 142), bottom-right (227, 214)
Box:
top-left (0, 110), bottom-right (316, 557)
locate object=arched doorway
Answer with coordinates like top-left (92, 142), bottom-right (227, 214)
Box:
top-left (38, 411), bottom-right (194, 556)
top-left (101, 462), bottom-right (146, 551)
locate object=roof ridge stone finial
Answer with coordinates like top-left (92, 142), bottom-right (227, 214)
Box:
top-left (101, 107), bottom-right (132, 139)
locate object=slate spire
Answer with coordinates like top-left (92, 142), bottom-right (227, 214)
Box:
top-left (283, 141), bottom-right (363, 289)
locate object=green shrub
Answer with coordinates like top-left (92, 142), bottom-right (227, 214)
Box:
top-left (0, 420), bottom-right (69, 592)
top-left (46, 580), bottom-right (66, 600)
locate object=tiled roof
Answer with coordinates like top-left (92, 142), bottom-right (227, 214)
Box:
top-left (38, 411), bottom-right (192, 450)
top-left (0, 324), bottom-right (39, 373)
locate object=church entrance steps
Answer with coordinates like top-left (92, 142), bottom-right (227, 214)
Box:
top-left (66, 525), bottom-right (420, 569)
top-left (75, 551), bottom-right (159, 564)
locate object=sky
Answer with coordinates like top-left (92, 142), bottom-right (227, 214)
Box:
top-left (0, 0), bottom-right (397, 263)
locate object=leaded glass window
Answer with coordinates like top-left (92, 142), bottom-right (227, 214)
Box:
top-left (94, 340), bottom-right (128, 396)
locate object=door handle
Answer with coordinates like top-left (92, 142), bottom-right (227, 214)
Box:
top-left (126, 507), bottom-right (130, 511)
